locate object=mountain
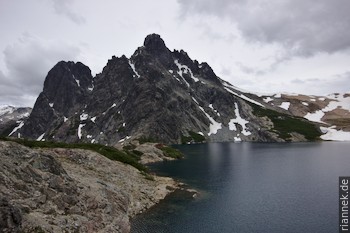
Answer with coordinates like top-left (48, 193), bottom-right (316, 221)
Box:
top-left (14, 34), bottom-right (328, 144)
top-left (256, 92), bottom-right (350, 140)
top-left (0, 105), bottom-right (32, 137)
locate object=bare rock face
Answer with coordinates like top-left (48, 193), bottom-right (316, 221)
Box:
top-left (16, 34), bottom-right (322, 144)
top-left (19, 61), bottom-right (93, 142)
top-left (0, 197), bottom-right (22, 232)
top-left (0, 141), bottom-right (178, 233)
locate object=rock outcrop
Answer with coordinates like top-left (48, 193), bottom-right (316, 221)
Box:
top-left (0, 140), bottom-right (178, 232)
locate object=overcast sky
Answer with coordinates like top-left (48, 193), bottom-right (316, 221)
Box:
top-left (1, 0), bottom-right (350, 107)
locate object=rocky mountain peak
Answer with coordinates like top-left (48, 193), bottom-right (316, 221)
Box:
top-left (43, 61), bottom-right (92, 93)
top-left (13, 34), bottom-right (325, 144)
top-left (143, 33), bottom-right (170, 56)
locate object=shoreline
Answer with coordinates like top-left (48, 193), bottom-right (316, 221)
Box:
top-left (0, 140), bottom-right (193, 233)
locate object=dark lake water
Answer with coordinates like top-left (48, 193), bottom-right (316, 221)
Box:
top-left (131, 142), bottom-right (350, 233)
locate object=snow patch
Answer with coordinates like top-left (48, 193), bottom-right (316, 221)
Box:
top-left (263, 97), bottom-right (274, 103)
top-left (198, 132), bottom-right (204, 136)
top-left (91, 139), bottom-right (96, 143)
top-left (49, 103), bottom-right (54, 108)
top-left (209, 104), bottom-right (220, 116)
top-left (279, 102), bottom-right (290, 110)
top-left (118, 136), bottom-right (131, 143)
top-left (169, 70), bottom-right (173, 74)
top-left (128, 60), bottom-right (140, 78)
top-left (91, 116), bottom-right (96, 123)
top-left (0, 105), bottom-right (14, 116)
top-left (302, 102), bottom-right (309, 106)
top-left (224, 87), bottom-right (264, 107)
top-left (198, 106), bottom-right (222, 136)
top-left (78, 124), bottom-right (85, 139)
top-left (36, 133), bottom-right (45, 141)
top-left (322, 94), bottom-right (350, 112)
top-left (72, 74), bottom-right (80, 87)
top-left (304, 110), bottom-right (325, 123)
top-left (174, 60), bottom-right (196, 87)
top-left (64, 117), bottom-right (68, 122)
top-left (320, 127), bottom-right (350, 141)
top-left (19, 112), bottom-right (30, 118)
top-left (192, 97), bottom-right (199, 105)
top-left (228, 103), bottom-right (251, 136)
top-left (8, 121), bottom-right (24, 136)
top-left (87, 135), bottom-right (92, 139)
top-left (88, 83), bottom-right (94, 91)
top-left (192, 98), bottom-right (222, 135)
top-left (103, 103), bottom-right (117, 115)
top-left (221, 81), bottom-right (269, 97)
top-left (304, 94), bottom-right (350, 123)
top-left (80, 113), bottom-right (89, 121)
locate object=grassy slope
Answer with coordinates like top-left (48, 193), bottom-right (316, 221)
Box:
top-left (251, 105), bottom-right (322, 141)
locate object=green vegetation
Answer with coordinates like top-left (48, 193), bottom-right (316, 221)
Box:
top-left (251, 105), bottom-right (322, 141)
top-left (0, 137), bottom-right (148, 172)
top-left (181, 131), bottom-right (206, 144)
top-left (138, 136), bottom-right (158, 144)
top-left (132, 149), bottom-right (144, 157)
top-left (123, 144), bottom-right (136, 150)
top-left (155, 143), bottom-right (184, 159)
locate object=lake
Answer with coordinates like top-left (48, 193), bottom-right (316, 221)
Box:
top-left (131, 142), bottom-right (350, 233)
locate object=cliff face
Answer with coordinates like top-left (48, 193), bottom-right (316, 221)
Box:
top-left (0, 140), bottom-right (178, 232)
top-left (14, 34), bottom-right (322, 144)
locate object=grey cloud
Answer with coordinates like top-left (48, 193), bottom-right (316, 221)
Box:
top-left (220, 67), bottom-right (232, 76)
top-left (51, 0), bottom-right (85, 24)
top-left (235, 62), bottom-right (275, 76)
top-left (0, 34), bottom-right (81, 107)
top-left (291, 79), bottom-right (304, 84)
top-left (178, 0), bottom-right (350, 57)
top-left (317, 72), bottom-right (350, 94)
top-left (291, 72), bottom-right (350, 95)
top-left (195, 22), bottom-right (237, 42)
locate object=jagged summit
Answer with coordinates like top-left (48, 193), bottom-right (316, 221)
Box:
top-left (143, 33), bottom-right (168, 52)
top-left (140, 33), bottom-right (173, 66)
top-left (12, 34), bottom-right (324, 144)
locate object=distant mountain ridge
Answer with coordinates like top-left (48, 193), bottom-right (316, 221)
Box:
top-left (4, 34), bottom-right (349, 144)
top-left (0, 105), bottom-right (32, 137)
top-left (257, 92), bottom-right (350, 140)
